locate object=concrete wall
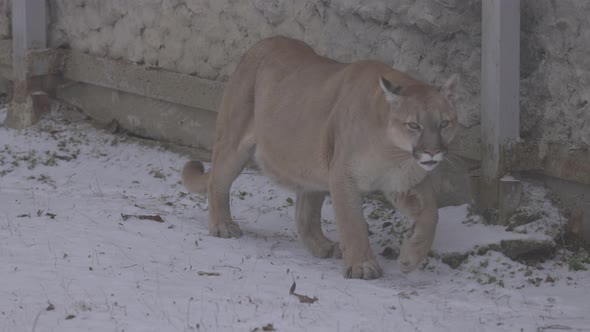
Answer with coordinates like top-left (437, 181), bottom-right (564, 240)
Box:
top-left (0, 0), bottom-right (10, 39)
top-left (0, 0), bottom-right (10, 97)
top-left (47, 0), bottom-right (590, 148)
top-left (47, 0), bottom-right (482, 127)
top-left (520, 0), bottom-right (590, 147)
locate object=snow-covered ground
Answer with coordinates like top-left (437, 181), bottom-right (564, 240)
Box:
top-left (1, 107), bottom-right (589, 332)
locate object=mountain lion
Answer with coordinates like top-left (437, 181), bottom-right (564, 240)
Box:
top-left (182, 36), bottom-right (458, 279)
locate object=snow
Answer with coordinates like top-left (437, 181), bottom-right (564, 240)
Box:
top-left (432, 205), bottom-right (550, 254)
top-left (1, 107), bottom-right (589, 332)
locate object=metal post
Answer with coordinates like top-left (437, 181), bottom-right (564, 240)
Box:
top-left (5, 0), bottom-right (47, 128)
top-left (479, 0), bottom-right (521, 224)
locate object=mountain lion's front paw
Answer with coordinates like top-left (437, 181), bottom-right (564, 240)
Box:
top-left (343, 257), bottom-right (383, 280)
top-left (209, 221), bottom-right (243, 238)
top-left (398, 238), bottom-right (430, 273)
top-left (306, 238), bottom-right (342, 259)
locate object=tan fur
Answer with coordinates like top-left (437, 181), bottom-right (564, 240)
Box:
top-left (182, 36), bottom-right (459, 279)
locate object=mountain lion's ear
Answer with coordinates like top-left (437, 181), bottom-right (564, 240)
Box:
top-left (439, 74), bottom-right (458, 101)
top-left (379, 76), bottom-right (402, 102)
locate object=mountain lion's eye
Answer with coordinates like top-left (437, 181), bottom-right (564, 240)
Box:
top-left (439, 120), bottom-right (449, 128)
top-left (407, 122), bottom-right (421, 130)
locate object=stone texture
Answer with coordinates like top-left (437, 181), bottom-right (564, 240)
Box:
top-left (42, 0), bottom-right (590, 147)
top-left (47, 0), bottom-right (482, 127)
top-left (0, 0), bottom-right (10, 39)
top-left (520, 0), bottom-right (590, 147)
top-left (500, 239), bottom-right (556, 264)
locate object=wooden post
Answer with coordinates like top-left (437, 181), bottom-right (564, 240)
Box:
top-left (5, 0), bottom-right (48, 128)
top-left (479, 0), bottom-right (521, 224)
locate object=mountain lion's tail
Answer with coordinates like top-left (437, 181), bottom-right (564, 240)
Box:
top-left (181, 161), bottom-right (209, 194)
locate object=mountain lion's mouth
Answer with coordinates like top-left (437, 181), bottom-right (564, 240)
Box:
top-left (420, 161), bottom-right (438, 166)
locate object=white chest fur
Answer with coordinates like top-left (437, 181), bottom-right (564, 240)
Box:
top-left (377, 162), bottom-right (427, 193)
top-left (355, 157), bottom-right (427, 194)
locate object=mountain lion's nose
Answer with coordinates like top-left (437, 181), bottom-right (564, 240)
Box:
top-left (423, 149), bottom-right (441, 157)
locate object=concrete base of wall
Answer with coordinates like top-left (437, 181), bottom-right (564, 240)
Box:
top-left (5, 99), bottom-right (35, 128)
top-left (0, 76), bottom-right (10, 97)
top-left (57, 82), bottom-right (218, 153)
top-left (5, 91), bottom-right (51, 129)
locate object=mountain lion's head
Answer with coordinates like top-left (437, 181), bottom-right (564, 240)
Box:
top-left (379, 75), bottom-right (458, 171)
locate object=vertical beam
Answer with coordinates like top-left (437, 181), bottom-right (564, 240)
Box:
top-left (479, 0), bottom-right (521, 224)
top-left (12, 0), bottom-right (47, 81)
top-left (5, 0), bottom-right (47, 128)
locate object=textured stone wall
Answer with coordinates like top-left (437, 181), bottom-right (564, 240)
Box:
top-left (0, 0), bottom-right (10, 39)
top-left (46, 0), bottom-right (590, 147)
top-left (47, 0), bottom-right (482, 127)
top-left (0, 0), bottom-right (11, 97)
top-left (521, 0), bottom-right (590, 147)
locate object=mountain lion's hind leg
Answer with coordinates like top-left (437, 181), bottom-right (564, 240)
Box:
top-left (207, 137), bottom-right (254, 238)
top-left (295, 192), bottom-right (342, 258)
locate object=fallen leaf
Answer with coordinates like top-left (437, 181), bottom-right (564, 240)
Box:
top-left (289, 281), bottom-right (318, 304)
top-left (151, 170), bottom-right (165, 179)
top-left (120, 214), bottom-right (165, 223)
top-left (65, 314), bottom-right (76, 320)
top-left (252, 323), bottom-right (276, 332)
top-left (52, 154), bottom-right (73, 161)
top-left (262, 323), bottom-right (276, 331)
top-left (46, 303), bottom-right (55, 311)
